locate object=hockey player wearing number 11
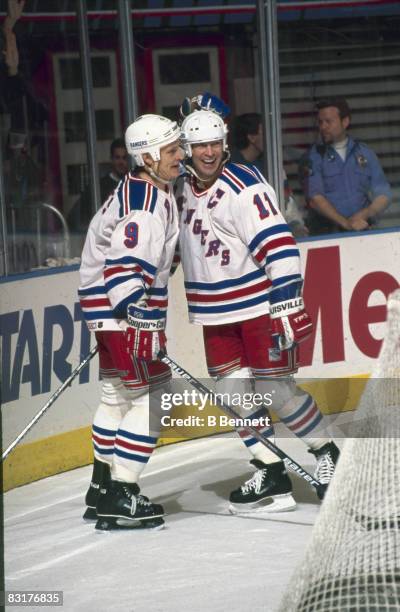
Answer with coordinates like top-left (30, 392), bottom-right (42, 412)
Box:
top-left (175, 108), bottom-right (340, 514)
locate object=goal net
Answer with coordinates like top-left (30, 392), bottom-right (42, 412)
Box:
top-left (279, 289), bottom-right (400, 611)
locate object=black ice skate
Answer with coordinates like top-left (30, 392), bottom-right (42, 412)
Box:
top-left (309, 441), bottom-right (340, 499)
top-left (95, 480), bottom-right (165, 531)
top-left (83, 458), bottom-right (111, 521)
top-left (229, 460), bottom-right (296, 514)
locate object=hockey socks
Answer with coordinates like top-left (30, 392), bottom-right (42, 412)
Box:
top-left (236, 406), bottom-right (280, 465)
top-left (91, 378), bottom-right (130, 463)
top-left (111, 392), bottom-right (159, 483)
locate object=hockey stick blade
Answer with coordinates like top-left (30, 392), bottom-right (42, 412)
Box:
top-left (159, 352), bottom-right (325, 498)
top-left (2, 346), bottom-right (99, 462)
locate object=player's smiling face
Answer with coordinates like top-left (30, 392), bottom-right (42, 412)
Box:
top-left (191, 141), bottom-right (224, 181)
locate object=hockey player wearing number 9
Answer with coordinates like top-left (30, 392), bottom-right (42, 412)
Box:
top-left (175, 108), bottom-right (340, 514)
top-left (78, 114), bottom-right (182, 530)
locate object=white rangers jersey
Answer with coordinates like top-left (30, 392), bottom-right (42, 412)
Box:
top-left (78, 172), bottom-right (179, 331)
top-left (175, 162), bottom-right (302, 326)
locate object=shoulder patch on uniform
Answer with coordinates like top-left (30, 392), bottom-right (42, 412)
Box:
top-left (220, 162), bottom-right (261, 194)
top-left (118, 177), bottom-right (158, 217)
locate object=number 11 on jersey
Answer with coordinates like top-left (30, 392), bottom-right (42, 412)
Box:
top-left (253, 192), bottom-right (278, 219)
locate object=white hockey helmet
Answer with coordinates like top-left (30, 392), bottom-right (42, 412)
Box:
top-left (125, 114), bottom-right (180, 166)
top-left (181, 110), bottom-right (229, 157)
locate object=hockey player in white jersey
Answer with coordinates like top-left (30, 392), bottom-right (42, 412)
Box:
top-left (175, 108), bottom-right (339, 513)
top-left (78, 114), bottom-right (182, 530)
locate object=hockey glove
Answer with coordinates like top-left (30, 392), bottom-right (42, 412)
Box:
top-left (123, 304), bottom-right (166, 362)
top-left (179, 92), bottom-right (230, 119)
top-left (269, 297), bottom-right (313, 351)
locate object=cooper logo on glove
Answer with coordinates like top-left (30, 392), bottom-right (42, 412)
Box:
top-left (124, 304), bottom-right (166, 361)
top-left (127, 312), bottom-right (165, 331)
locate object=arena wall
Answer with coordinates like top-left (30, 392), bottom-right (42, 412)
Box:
top-left (1, 229), bottom-right (399, 490)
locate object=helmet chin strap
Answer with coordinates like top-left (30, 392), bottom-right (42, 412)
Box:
top-left (185, 151), bottom-right (230, 188)
top-left (143, 161), bottom-right (170, 186)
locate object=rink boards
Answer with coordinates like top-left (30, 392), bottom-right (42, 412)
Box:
top-left (1, 229), bottom-right (399, 489)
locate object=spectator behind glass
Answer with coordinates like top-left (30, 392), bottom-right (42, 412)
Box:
top-left (299, 97), bottom-right (392, 235)
top-left (230, 113), bottom-right (308, 236)
top-left (2, 1), bottom-right (46, 211)
top-left (67, 138), bottom-right (129, 232)
top-left (230, 112), bottom-right (264, 172)
top-left (1, 0), bottom-right (49, 170)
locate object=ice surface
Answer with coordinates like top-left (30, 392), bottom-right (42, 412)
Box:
top-left (4, 433), bottom-right (322, 612)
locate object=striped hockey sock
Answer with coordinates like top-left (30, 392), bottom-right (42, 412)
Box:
top-left (112, 392), bottom-right (159, 483)
top-left (216, 368), bottom-right (280, 464)
top-left (237, 406), bottom-right (281, 464)
top-left (92, 378), bottom-right (129, 464)
top-left (275, 391), bottom-right (328, 450)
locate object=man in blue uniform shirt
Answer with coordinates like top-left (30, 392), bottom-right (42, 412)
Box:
top-left (300, 97), bottom-right (391, 234)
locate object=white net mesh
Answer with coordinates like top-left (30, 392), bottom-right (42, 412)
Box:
top-left (279, 289), bottom-right (400, 612)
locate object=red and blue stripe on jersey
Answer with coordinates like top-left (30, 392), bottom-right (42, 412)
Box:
top-left (104, 256), bottom-right (168, 320)
top-left (78, 285), bottom-right (115, 320)
top-left (248, 224), bottom-right (299, 268)
top-left (248, 226), bottom-right (302, 303)
top-left (104, 255), bottom-right (156, 293)
top-left (185, 268), bottom-right (272, 316)
top-left (80, 260), bottom-right (168, 323)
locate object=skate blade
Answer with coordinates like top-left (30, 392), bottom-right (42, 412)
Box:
top-left (83, 507), bottom-right (98, 521)
top-left (95, 516), bottom-right (165, 531)
top-left (229, 493), bottom-right (297, 515)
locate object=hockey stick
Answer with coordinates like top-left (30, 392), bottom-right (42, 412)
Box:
top-left (159, 352), bottom-right (326, 499)
top-left (2, 346), bottom-right (99, 462)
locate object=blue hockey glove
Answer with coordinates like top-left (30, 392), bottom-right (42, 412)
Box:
top-left (179, 92), bottom-right (230, 119)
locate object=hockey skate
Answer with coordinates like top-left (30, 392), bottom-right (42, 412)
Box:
top-left (229, 460), bottom-right (296, 514)
top-left (309, 441), bottom-right (340, 499)
top-left (83, 458), bottom-right (111, 521)
top-left (95, 480), bottom-right (165, 531)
